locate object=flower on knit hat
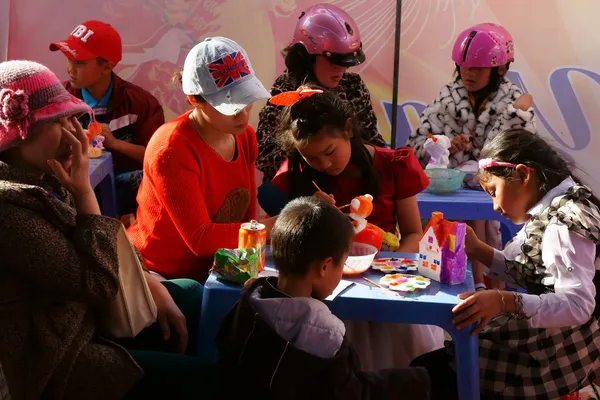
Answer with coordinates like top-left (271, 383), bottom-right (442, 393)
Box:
top-left (0, 88), bottom-right (30, 140)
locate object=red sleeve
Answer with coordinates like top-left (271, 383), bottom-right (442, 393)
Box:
top-left (244, 126), bottom-right (258, 221)
top-left (392, 147), bottom-right (429, 200)
top-left (270, 158), bottom-right (291, 193)
top-left (135, 95), bottom-right (165, 146)
top-left (151, 143), bottom-right (241, 258)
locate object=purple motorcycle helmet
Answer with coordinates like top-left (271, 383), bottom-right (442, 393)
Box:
top-left (291, 3), bottom-right (365, 67)
top-left (452, 23), bottom-right (514, 68)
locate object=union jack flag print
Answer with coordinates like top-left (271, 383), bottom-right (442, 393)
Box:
top-left (207, 52), bottom-right (251, 88)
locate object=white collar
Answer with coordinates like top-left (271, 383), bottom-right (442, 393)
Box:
top-left (527, 177), bottom-right (576, 217)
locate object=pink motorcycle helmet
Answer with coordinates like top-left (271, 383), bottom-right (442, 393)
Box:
top-left (452, 23), bottom-right (514, 68)
top-left (292, 3), bottom-right (365, 67)
top-left (474, 22), bottom-right (515, 62)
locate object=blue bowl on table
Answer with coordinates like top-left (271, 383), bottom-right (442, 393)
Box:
top-left (424, 168), bottom-right (466, 194)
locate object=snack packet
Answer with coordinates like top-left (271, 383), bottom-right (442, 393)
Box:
top-left (211, 248), bottom-right (259, 284)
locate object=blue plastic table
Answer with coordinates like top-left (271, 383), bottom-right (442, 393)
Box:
top-left (89, 151), bottom-right (117, 217)
top-left (199, 251), bottom-right (480, 400)
top-left (417, 188), bottom-right (521, 244)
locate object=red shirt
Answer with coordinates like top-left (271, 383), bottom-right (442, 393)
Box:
top-left (272, 147), bottom-right (428, 233)
top-left (128, 112), bottom-right (257, 282)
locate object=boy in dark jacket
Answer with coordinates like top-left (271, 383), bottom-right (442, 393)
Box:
top-left (49, 20), bottom-right (165, 215)
top-left (216, 196), bottom-right (431, 399)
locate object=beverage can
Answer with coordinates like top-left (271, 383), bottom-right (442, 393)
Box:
top-left (239, 220), bottom-right (267, 272)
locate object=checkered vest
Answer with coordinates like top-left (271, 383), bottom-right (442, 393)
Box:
top-left (506, 184), bottom-right (600, 295)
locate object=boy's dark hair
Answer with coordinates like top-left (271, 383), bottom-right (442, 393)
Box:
top-left (172, 69), bottom-right (205, 104)
top-left (479, 128), bottom-right (600, 208)
top-left (271, 196), bottom-right (355, 276)
top-left (282, 43), bottom-right (315, 83)
top-left (277, 89), bottom-right (379, 200)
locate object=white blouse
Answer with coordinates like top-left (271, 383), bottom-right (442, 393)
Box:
top-left (487, 177), bottom-right (599, 328)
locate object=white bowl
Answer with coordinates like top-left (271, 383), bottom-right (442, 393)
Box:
top-left (344, 242), bottom-right (378, 275)
top-left (457, 160), bottom-right (482, 190)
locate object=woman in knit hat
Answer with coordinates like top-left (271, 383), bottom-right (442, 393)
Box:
top-left (0, 60), bottom-right (214, 400)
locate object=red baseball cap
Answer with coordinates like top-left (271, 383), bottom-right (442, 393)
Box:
top-left (49, 20), bottom-right (122, 65)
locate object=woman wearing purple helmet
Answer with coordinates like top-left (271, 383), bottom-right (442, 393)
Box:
top-left (256, 3), bottom-right (386, 216)
top-left (406, 23), bottom-right (536, 290)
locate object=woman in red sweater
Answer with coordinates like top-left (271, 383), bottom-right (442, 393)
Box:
top-left (128, 37), bottom-right (273, 283)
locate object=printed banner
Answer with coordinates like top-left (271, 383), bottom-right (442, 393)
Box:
top-left (7, 0), bottom-right (600, 191)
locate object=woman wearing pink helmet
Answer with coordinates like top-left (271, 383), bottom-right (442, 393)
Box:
top-left (406, 23), bottom-right (536, 290)
top-left (256, 3), bottom-right (386, 216)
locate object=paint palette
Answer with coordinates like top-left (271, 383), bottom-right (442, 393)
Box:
top-left (371, 258), bottom-right (418, 273)
top-left (379, 273), bottom-right (431, 292)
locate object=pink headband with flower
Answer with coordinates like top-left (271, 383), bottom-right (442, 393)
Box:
top-left (478, 158), bottom-right (519, 169)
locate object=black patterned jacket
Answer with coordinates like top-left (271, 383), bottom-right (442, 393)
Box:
top-left (256, 72), bottom-right (386, 180)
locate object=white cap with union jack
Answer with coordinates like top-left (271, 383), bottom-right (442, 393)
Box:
top-left (182, 37), bottom-right (271, 116)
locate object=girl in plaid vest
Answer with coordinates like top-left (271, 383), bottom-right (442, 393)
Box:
top-left (412, 128), bottom-right (600, 399)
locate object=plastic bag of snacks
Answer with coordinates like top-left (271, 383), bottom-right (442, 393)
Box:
top-left (211, 248), bottom-right (259, 284)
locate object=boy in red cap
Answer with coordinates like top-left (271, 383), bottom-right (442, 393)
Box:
top-left (50, 20), bottom-right (165, 215)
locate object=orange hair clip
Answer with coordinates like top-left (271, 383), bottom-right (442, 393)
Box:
top-left (269, 86), bottom-right (324, 106)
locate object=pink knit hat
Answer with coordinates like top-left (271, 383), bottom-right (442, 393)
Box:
top-left (0, 60), bottom-right (92, 152)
